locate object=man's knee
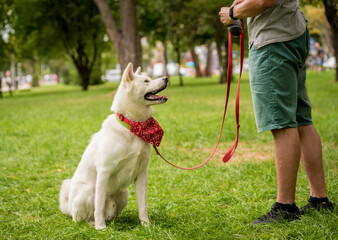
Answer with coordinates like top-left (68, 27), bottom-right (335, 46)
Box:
top-left (271, 127), bottom-right (298, 138)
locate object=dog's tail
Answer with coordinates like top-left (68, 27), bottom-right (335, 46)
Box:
top-left (59, 179), bottom-right (71, 215)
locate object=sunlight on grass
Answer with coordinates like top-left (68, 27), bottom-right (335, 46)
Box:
top-left (0, 71), bottom-right (337, 239)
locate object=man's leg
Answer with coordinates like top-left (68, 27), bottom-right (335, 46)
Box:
top-left (298, 124), bottom-right (333, 213)
top-left (252, 127), bottom-right (301, 224)
top-left (298, 124), bottom-right (327, 197)
top-left (272, 127), bottom-right (301, 204)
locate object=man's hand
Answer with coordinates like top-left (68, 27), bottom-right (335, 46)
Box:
top-left (219, 0), bottom-right (244, 25)
top-left (219, 7), bottom-right (234, 26)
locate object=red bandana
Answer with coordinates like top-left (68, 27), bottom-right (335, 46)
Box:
top-left (116, 113), bottom-right (164, 147)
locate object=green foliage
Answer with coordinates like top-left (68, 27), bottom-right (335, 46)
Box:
top-left (61, 60), bottom-right (80, 85)
top-left (0, 0), bottom-right (13, 72)
top-left (0, 71), bottom-right (337, 239)
top-left (181, 0), bottom-right (233, 45)
top-left (0, 38), bottom-right (10, 72)
top-left (100, 43), bottom-right (119, 73)
top-left (8, 0), bottom-right (111, 89)
top-left (138, 0), bottom-right (233, 55)
top-left (299, 0), bottom-right (322, 6)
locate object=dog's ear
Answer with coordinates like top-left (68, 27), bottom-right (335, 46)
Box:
top-left (135, 66), bottom-right (141, 75)
top-left (122, 62), bottom-right (134, 82)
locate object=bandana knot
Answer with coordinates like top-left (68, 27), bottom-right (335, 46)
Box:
top-left (116, 113), bottom-right (164, 147)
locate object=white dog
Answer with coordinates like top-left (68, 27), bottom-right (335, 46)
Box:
top-left (59, 63), bottom-right (168, 229)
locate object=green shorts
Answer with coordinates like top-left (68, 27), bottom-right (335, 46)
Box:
top-left (249, 29), bottom-right (313, 133)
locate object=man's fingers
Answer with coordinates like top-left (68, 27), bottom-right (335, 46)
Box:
top-left (219, 7), bottom-right (228, 14)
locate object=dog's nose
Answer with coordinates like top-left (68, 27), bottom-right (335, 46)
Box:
top-left (163, 76), bottom-right (168, 84)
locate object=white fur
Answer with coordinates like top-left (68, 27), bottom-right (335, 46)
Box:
top-left (59, 63), bottom-right (168, 229)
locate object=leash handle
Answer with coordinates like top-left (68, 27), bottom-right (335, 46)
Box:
top-left (222, 19), bottom-right (244, 163)
top-left (155, 20), bottom-right (244, 169)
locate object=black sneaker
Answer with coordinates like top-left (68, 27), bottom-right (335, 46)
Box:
top-left (252, 203), bottom-right (300, 224)
top-left (300, 199), bottom-right (334, 215)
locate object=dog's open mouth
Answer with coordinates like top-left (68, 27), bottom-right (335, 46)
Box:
top-left (144, 85), bottom-right (168, 102)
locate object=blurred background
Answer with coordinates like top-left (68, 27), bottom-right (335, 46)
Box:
top-left (0, 0), bottom-right (336, 94)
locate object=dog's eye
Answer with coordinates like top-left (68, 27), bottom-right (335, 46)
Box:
top-left (144, 80), bottom-right (150, 83)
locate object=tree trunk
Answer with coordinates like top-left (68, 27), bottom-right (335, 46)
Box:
top-left (68, 41), bottom-right (96, 91)
top-left (175, 37), bottom-right (183, 86)
top-left (162, 40), bottom-right (169, 78)
top-left (0, 77), bottom-right (2, 99)
top-left (94, 0), bottom-right (142, 72)
top-left (10, 54), bottom-right (17, 90)
top-left (28, 59), bottom-right (39, 87)
top-left (6, 78), bottom-right (13, 97)
top-left (191, 47), bottom-right (203, 78)
top-left (323, 0), bottom-right (338, 82)
top-left (224, 39), bottom-right (232, 82)
top-left (74, 59), bottom-right (93, 91)
top-left (80, 69), bottom-right (90, 91)
top-left (205, 43), bottom-right (212, 77)
top-left (213, 19), bottom-right (228, 84)
top-left (136, 33), bottom-right (143, 69)
top-left (71, 54), bottom-right (91, 91)
top-left (215, 39), bottom-right (226, 84)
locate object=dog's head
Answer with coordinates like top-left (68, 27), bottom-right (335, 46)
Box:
top-left (120, 62), bottom-right (168, 106)
top-left (111, 63), bottom-right (168, 117)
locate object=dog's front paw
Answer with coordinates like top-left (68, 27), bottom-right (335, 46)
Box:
top-left (95, 223), bottom-right (106, 230)
top-left (141, 219), bottom-right (150, 227)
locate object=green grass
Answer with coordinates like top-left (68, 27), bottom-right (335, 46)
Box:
top-left (0, 71), bottom-right (337, 239)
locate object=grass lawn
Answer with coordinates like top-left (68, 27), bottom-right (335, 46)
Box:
top-left (0, 70), bottom-right (337, 239)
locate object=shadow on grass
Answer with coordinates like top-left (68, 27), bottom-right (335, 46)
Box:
top-left (107, 206), bottom-right (179, 231)
top-left (110, 213), bottom-right (148, 232)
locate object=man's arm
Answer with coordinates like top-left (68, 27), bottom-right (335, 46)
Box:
top-left (219, 0), bottom-right (276, 25)
top-left (231, 0), bottom-right (276, 18)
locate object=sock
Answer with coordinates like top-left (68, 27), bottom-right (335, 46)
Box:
top-left (309, 196), bottom-right (329, 203)
top-left (274, 202), bottom-right (298, 211)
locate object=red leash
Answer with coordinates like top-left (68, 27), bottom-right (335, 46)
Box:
top-left (154, 20), bottom-right (245, 169)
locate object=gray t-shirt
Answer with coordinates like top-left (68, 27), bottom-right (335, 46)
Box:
top-left (247, 0), bottom-right (307, 49)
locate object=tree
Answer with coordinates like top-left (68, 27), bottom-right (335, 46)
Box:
top-left (94, 0), bottom-right (142, 72)
top-left (140, 0), bottom-right (231, 84)
top-left (45, 0), bottom-right (103, 90)
top-left (169, 0), bottom-right (188, 86)
top-left (304, 5), bottom-right (333, 54)
top-left (300, 0), bottom-right (337, 81)
top-left (0, 0), bottom-right (15, 97)
top-left (181, 0), bottom-right (213, 78)
top-left (181, 0), bottom-right (234, 83)
top-left (138, 0), bottom-right (187, 85)
top-left (138, 0), bottom-right (172, 77)
top-left (323, 0), bottom-right (338, 81)
top-left (13, 0), bottom-right (104, 90)
top-left (207, 0), bottom-right (235, 84)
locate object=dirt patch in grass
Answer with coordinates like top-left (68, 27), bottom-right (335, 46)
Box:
top-left (203, 142), bottom-right (274, 165)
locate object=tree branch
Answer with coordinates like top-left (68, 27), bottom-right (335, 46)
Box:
top-left (94, 0), bottom-right (121, 46)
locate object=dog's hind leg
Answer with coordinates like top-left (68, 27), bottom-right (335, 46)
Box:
top-left (71, 195), bottom-right (93, 222)
top-left (59, 179), bottom-right (71, 216)
top-left (115, 190), bottom-right (129, 217)
top-left (104, 190), bottom-right (128, 220)
top-left (104, 196), bottom-right (117, 220)
top-left (70, 185), bottom-right (95, 222)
